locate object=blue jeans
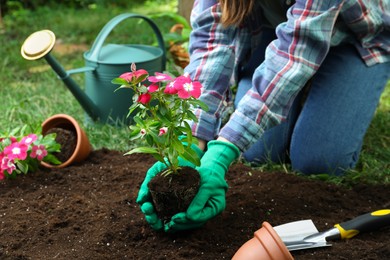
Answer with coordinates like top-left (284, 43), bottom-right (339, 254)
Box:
top-left (235, 31), bottom-right (390, 175)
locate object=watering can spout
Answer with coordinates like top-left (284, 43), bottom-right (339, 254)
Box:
top-left (21, 30), bottom-right (99, 121)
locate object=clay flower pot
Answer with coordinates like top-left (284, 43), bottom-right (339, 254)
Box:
top-left (41, 114), bottom-right (91, 168)
top-left (232, 222), bottom-right (294, 260)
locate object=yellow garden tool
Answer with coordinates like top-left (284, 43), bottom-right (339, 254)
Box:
top-left (274, 209), bottom-right (390, 251)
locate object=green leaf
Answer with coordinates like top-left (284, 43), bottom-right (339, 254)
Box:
top-left (146, 134), bottom-right (155, 146)
top-left (169, 154), bottom-right (179, 168)
top-left (191, 99), bottom-right (209, 111)
top-left (151, 153), bottom-right (165, 164)
top-left (186, 111), bottom-right (198, 122)
top-left (177, 126), bottom-right (189, 133)
top-left (111, 77), bottom-right (128, 85)
top-left (149, 120), bottom-right (162, 128)
top-left (156, 113), bottom-right (172, 126)
top-left (181, 147), bottom-right (201, 166)
top-left (133, 116), bottom-right (145, 127)
top-left (115, 85), bottom-right (132, 92)
top-left (158, 103), bottom-right (168, 116)
top-left (125, 147), bottom-right (159, 155)
top-left (16, 161), bottom-right (28, 174)
top-left (132, 74), bottom-right (149, 85)
top-left (172, 138), bottom-right (185, 154)
top-left (128, 104), bottom-right (139, 117)
top-left (129, 129), bottom-right (142, 141)
top-left (44, 154), bottom-right (62, 165)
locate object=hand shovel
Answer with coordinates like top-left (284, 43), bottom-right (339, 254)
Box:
top-left (273, 209), bottom-right (390, 251)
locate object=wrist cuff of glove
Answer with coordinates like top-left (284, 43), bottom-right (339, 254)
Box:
top-left (206, 140), bottom-right (240, 164)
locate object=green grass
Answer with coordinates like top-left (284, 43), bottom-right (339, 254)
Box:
top-left (0, 3), bottom-right (389, 185)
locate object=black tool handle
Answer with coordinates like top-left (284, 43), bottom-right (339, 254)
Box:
top-left (335, 209), bottom-right (390, 239)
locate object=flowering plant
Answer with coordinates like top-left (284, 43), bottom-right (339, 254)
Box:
top-left (0, 126), bottom-right (61, 180)
top-left (112, 63), bottom-right (208, 175)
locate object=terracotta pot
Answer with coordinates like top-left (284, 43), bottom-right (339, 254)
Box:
top-left (232, 222), bottom-right (294, 260)
top-left (41, 114), bottom-right (92, 168)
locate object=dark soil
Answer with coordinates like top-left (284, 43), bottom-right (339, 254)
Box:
top-left (45, 127), bottom-right (77, 163)
top-left (0, 148), bottom-right (389, 259)
top-left (149, 167), bottom-right (200, 221)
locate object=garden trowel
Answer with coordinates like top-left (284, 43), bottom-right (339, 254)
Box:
top-left (273, 209), bottom-right (390, 251)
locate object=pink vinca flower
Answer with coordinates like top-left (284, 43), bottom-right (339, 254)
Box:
top-left (164, 81), bottom-right (178, 95)
top-left (137, 93), bottom-right (152, 104)
top-left (21, 134), bottom-right (38, 145)
top-left (173, 74), bottom-right (202, 99)
top-left (148, 72), bottom-right (172, 83)
top-left (30, 145), bottom-right (48, 161)
top-left (140, 129), bottom-right (147, 137)
top-left (119, 69), bottom-right (148, 84)
top-left (158, 127), bottom-right (168, 136)
top-left (1, 157), bottom-right (16, 174)
top-left (147, 83), bottom-right (159, 93)
top-left (4, 142), bottom-right (28, 160)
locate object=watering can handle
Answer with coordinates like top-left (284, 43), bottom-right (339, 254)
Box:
top-left (88, 13), bottom-right (166, 70)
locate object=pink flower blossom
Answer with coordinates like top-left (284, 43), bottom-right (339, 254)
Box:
top-left (119, 72), bottom-right (133, 82)
top-left (1, 157), bottom-right (16, 174)
top-left (158, 127), bottom-right (168, 136)
top-left (137, 93), bottom-right (152, 104)
top-left (147, 83), bottom-right (159, 93)
top-left (3, 142), bottom-right (28, 160)
top-left (30, 145), bottom-right (48, 161)
top-left (119, 69), bottom-right (148, 84)
top-left (148, 72), bottom-right (172, 83)
top-left (172, 74), bottom-right (202, 99)
top-left (21, 134), bottom-right (38, 145)
top-left (178, 81), bottom-right (202, 99)
top-left (164, 81), bottom-right (178, 95)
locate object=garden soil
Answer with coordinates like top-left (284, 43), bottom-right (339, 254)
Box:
top-left (1, 148), bottom-right (389, 260)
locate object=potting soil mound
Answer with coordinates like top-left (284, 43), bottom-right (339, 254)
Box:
top-left (1, 149), bottom-right (389, 259)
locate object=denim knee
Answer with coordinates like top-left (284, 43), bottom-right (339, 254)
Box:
top-left (290, 144), bottom-right (360, 176)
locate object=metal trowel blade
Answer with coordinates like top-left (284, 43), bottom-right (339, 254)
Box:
top-left (273, 219), bottom-right (332, 251)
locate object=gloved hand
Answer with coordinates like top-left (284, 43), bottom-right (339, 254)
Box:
top-left (164, 140), bottom-right (240, 232)
top-left (136, 143), bottom-right (204, 230)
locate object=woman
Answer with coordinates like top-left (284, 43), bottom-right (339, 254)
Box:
top-left (137, 0), bottom-right (390, 232)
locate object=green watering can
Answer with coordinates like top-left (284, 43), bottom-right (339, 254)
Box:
top-left (21, 13), bottom-right (166, 125)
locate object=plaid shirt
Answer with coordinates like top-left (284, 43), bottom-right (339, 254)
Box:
top-left (186, 0), bottom-right (390, 151)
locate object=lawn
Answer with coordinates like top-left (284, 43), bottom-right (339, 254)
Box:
top-left (1, 2), bottom-right (389, 184)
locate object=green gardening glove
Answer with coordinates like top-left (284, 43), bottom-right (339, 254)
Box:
top-left (136, 144), bottom-right (204, 231)
top-left (164, 140), bottom-right (240, 232)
